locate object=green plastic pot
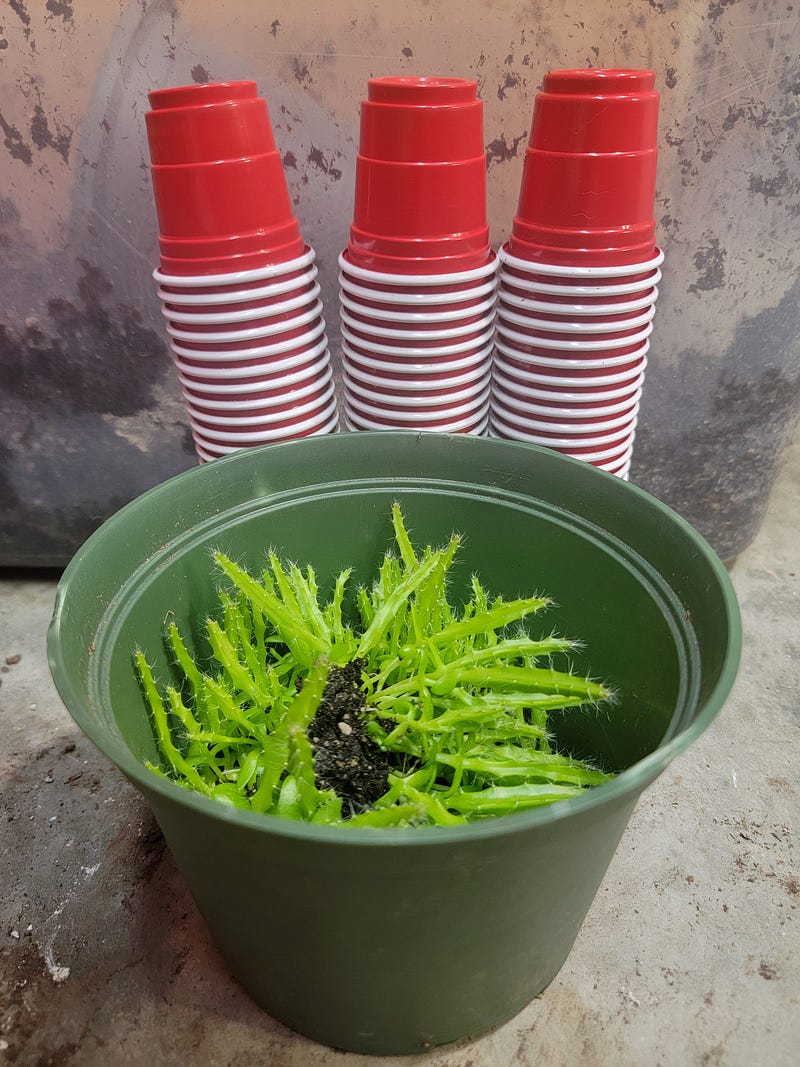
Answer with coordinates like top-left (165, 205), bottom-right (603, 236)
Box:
top-left (48, 433), bottom-right (740, 1055)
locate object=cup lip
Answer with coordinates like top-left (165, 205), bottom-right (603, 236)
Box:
top-left (492, 352), bottom-right (647, 388)
top-left (170, 319), bottom-right (327, 362)
top-left (344, 374), bottom-right (488, 409)
top-left (498, 287), bottom-right (658, 318)
top-left (499, 266), bottom-right (662, 298)
top-left (344, 412), bottom-right (490, 437)
top-left (167, 301), bottom-right (324, 343)
top-left (158, 265), bottom-right (318, 306)
top-left (191, 396), bottom-right (339, 443)
top-left (489, 397), bottom-right (638, 436)
top-left (500, 244), bottom-right (664, 278)
top-left (496, 304), bottom-right (655, 335)
top-left (338, 248), bottom-right (499, 286)
top-left (344, 357), bottom-right (490, 392)
top-left (347, 385), bottom-right (491, 423)
top-left (345, 398), bottom-right (491, 433)
top-left (339, 291), bottom-right (497, 324)
top-left (339, 272), bottom-right (497, 307)
top-left (340, 307), bottom-right (496, 341)
top-left (341, 322), bottom-right (495, 358)
top-left (174, 335), bottom-right (330, 379)
top-left (495, 319), bottom-right (653, 353)
top-left (194, 408), bottom-right (340, 457)
top-left (177, 349), bottom-right (331, 393)
top-left (494, 335), bottom-right (650, 370)
top-left (153, 247), bottom-right (316, 287)
top-left (162, 282), bottom-right (322, 325)
top-left (184, 365), bottom-right (333, 411)
top-left (490, 379), bottom-right (643, 418)
top-left (188, 381), bottom-right (337, 427)
top-left (342, 338), bottom-right (494, 376)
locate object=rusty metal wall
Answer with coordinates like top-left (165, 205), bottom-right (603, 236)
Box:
top-left (1, 0), bottom-right (798, 565)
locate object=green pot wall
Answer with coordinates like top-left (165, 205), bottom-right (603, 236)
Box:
top-left (48, 433), bottom-right (741, 1054)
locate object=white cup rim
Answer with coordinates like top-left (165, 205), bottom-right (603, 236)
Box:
top-left (154, 247), bottom-right (317, 288)
top-left (489, 413), bottom-right (636, 459)
top-left (162, 283), bottom-right (322, 325)
top-left (346, 384), bottom-right (491, 421)
top-left (496, 304), bottom-right (655, 335)
top-left (494, 335), bottom-right (650, 370)
top-left (491, 379), bottom-right (642, 418)
top-left (169, 320), bottom-right (327, 362)
top-left (495, 319), bottom-right (653, 352)
top-left (195, 409), bottom-right (340, 458)
top-left (167, 301), bottom-right (324, 343)
top-left (498, 287), bottom-right (658, 318)
top-left (340, 307), bottom-right (496, 342)
top-left (341, 322), bottom-right (495, 358)
top-left (178, 357), bottom-right (331, 398)
top-left (344, 372), bottom-right (489, 409)
top-left (339, 272), bottom-right (498, 306)
top-left (499, 245), bottom-right (664, 278)
top-left (158, 265), bottom-right (319, 306)
top-left (491, 364), bottom-right (645, 401)
top-left (345, 398), bottom-right (491, 433)
top-left (174, 336), bottom-right (330, 380)
top-left (499, 267), bottom-right (662, 298)
top-left (492, 352), bottom-right (647, 388)
top-left (342, 338), bottom-right (494, 376)
top-left (339, 291), bottom-right (497, 324)
top-left (191, 396), bottom-right (339, 443)
top-left (490, 398), bottom-right (638, 436)
top-left (338, 249), bottom-right (499, 286)
top-left (187, 381), bottom-right (336, 427)
top-left (345, 357), bottom-right (489, 392)
top-left (183, 364), bottom-right (333, 410)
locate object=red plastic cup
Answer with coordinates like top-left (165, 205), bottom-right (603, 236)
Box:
top-left (508, 68), bottom-right (659, 266)
top-left (347, 77), bottom-right (490, 274)
top-left (359, 77), bottom-right (483, 163)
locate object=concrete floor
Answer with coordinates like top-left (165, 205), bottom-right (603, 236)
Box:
top-left (1, 441), bottom-right (798, 1067)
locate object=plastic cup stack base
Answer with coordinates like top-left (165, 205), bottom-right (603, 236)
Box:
top-left (339, 251), bottom-right (498, 435)
top-left (154, 249), bottom-right (339, 462)
top-left (488, 244), bottom-right (664, 475)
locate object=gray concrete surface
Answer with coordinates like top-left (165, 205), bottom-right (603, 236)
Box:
top-left (1, 439), bottom-right (798, 1067)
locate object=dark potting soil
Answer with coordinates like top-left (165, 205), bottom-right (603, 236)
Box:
top-left (310, 659), bottom-right (391, 812)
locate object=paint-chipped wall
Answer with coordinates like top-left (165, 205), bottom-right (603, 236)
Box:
top-left (1, 0), bottom-right (798, 564)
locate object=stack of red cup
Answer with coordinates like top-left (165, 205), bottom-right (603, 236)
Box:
top-left (339, 77), bottom-right (497, 435)
top-left (145, 81), bottom-right (338, 462)
top-left (489, 69), bottom-right (662, 479)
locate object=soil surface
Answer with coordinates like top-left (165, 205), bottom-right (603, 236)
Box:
top-left (310, 660), bottom-right (390, 812)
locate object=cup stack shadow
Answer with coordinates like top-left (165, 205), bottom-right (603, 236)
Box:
top-left (339, 77), bottom-right (498, 435)
top-left (145, 80), bottom-right (338, 462)
top-left (489, 68), bottom-right (663, 478)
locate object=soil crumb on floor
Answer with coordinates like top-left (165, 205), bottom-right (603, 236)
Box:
top-left (310, 660), bottom-right (390, 812)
